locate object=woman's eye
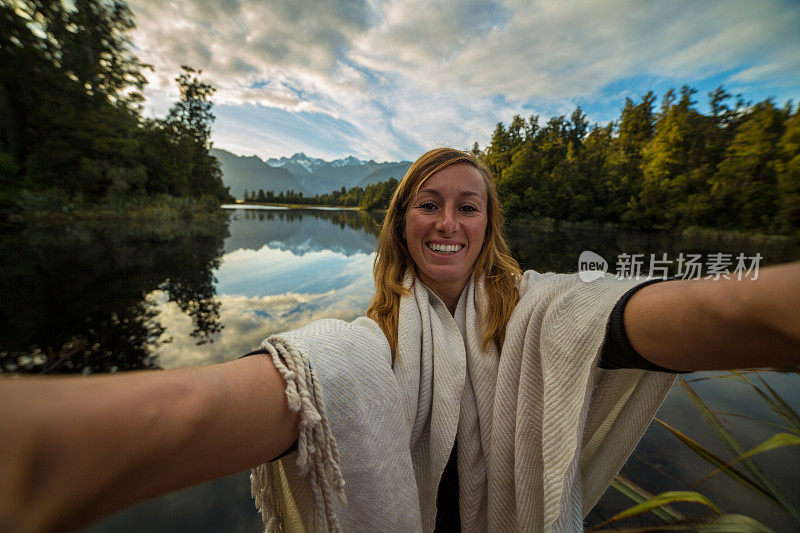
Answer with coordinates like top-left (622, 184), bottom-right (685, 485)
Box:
top-left (418, 202), bottom-right (437, 210)
top-left (460, 205), bottom-right (478, 212)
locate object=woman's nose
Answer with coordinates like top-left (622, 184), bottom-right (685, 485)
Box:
top-left (436, 206), bottom-right (458, 233)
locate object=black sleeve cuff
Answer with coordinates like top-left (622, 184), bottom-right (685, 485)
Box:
top-left (241, 348), bottom-right (299, 460)
top-left (241, 347), bottom-right (273, 358)
top-left (599, 278), bottom-right (689, 373)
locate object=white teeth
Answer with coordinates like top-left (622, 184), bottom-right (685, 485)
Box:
top-left (427, 243), bottom-right (462, 254)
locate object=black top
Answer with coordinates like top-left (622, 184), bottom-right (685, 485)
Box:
top-left (243, 278), bottom-right (687, 530)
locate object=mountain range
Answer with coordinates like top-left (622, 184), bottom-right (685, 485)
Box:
top-left (212, 148), bottom-right (411, 199)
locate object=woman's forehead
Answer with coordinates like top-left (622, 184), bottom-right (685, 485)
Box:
top-left (414, 164), bottom-right (487, 199)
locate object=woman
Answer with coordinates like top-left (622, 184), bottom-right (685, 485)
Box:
top-left (0, 148), bottom-right (798, 532)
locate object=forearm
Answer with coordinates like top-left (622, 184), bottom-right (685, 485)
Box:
top-left (624, 261), bottom-right (800, 371)
top-left (0, 355), bottom-right (297, 532)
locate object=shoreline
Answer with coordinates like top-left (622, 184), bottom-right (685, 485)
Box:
top-left (507, 217), bottom-right (797, 245)
top-left (6, 199), bottom-right (796, 244)
top-left (225, 202), bottom-right (366, 211)
top-left (2, 194), bottom-right (232, 225)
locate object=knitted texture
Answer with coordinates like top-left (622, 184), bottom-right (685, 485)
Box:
top-left (251, 272), bottom-right (676, 532)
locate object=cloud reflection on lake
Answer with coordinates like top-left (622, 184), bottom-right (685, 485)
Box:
top-left (153, 243), bottom-right (375, 369)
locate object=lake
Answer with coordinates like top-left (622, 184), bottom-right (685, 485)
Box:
top-left (1, 207), bottom-right (799, 531)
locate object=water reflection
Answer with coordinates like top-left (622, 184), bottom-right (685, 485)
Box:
top-left (505, 218), bottom-right (800, 274)
top-left (0, 218), bottom-right (230, 374)
top-left (226, 207), bottom-right (381, 255)
top-left (155, 249), bottom-right (374, 369)
top-left (147, 207), bottom-right (378, 369)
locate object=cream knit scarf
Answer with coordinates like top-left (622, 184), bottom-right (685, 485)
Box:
top-left (251, 271), bottom-right (675, 532)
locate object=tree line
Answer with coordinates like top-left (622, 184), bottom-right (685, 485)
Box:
top-left (245, 88), bottom-right (800, 240)
top-left (242, 178), bottom-right (400, 210)
top-left (477, 86), bottom-right (800, 237)
top-left (0, 0), bottom-right (232, 217)
top-left (3, 0), bottom-right (796, 235)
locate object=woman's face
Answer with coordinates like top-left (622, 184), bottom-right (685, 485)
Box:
top-left (403, 163), bottom-right (488, 300)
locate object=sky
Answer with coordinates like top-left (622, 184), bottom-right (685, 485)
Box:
top-left (127, 0), bottom-right (800, 162)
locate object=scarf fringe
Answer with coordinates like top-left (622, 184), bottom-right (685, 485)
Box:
top-left (250, 336), bottom-right (346, 532)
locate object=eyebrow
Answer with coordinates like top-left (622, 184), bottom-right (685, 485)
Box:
top-left (417, 188), bottom-right (485, 199)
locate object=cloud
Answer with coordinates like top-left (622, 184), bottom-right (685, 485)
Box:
top-left (153, 288), bottom-right (373, 369)
top-left (127, 0), bottom-right (800, 160)
top-left (129, 0), bottom-right (373, 108)
top-left (130, 0), bottom-right (372, 75)
top-left (357, 0), bottom-right (800, 101)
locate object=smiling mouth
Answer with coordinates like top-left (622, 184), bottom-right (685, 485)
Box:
top-left (426, 242), bottom-right (464, 255)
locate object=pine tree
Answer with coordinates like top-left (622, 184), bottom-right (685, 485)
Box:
top-left (774, 107), bottom-right (800, 237)
top-left (637, 87), bottom-right (710, 227)
top-left (710, 100), bottom-right (786, 229)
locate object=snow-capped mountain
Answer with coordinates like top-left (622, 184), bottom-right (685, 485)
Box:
top-left (264, 152), bottom-right (408, 195)
top-left (214, 149), bottom-right (411, 198)
top-left (266, 153), bottom-right (327, 174)
top-left (331, 156), bottom-right (365, 168)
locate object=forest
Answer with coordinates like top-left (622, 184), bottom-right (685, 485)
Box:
top-left (246, 86), bottom-right (800, 239)
top-left (242, 178), bottom-right (400, 210)
top-left (0, 0), bottom-right (233, 221)
top-left (478, 87), bottom-right (800, 238)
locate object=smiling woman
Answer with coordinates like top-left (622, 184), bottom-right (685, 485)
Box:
top-left (403, 164), bottom-right (488, 310)
top-left (367, 149), bottom-right (521, 360)
top-left (1, 149), bottom-right (799, 532)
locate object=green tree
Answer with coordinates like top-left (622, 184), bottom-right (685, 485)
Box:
top-left (636, 87), bottom-right (712, 227)
top-left (484, 122), bottom-right (512, 176)
top-left (710, 100), bottom-right (786, 229)
top-left (774, 108), bottom-right (800, 237)
top-left (576, 123), bottom-right (614, 221)
top-left (164, 66), bottom-right (230, 200)
top-left (140, 67), bottom-right (230, 201)
top-left (166, 66), bottom-right (214, 146)
top-left (0, 0), bottom-right (149, 197)
top-left (471, 87), bottom-right (797, 237)
top-left (602, 92), bottom-right (656, 223)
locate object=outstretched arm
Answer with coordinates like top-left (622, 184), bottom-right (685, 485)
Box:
top-left (624, 261), bottom-right (800, 371)
top-left (0, 355), bottom-right (298, 532)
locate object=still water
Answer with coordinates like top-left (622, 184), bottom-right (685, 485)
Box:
top-left (1, 207), bottom-right (799, 531)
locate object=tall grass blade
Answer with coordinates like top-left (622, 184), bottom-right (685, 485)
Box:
top-left (589, 491), bottom-right (721, 530)
top-left (590, 513), bottom-right (776, 533)
top-left (654, 419), bottom-right (777, 505)
top-left (730, 372), bottom-right (800, 434)
top-left (696, 433), bottom-right (800, 485)
top-left (712, 411), bottom-right (794, 433)
top-left (685, 370), bottom-right (766, 384)
top-left (680, 378), bottom-right (800, 522)
top-left (758, 375), bottom-right (800, 434)
top-left (609, 476), bottom-right (683, 522)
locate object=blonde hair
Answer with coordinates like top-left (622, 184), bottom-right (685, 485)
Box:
top-left (366, 148), bottom-right (521, 358)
